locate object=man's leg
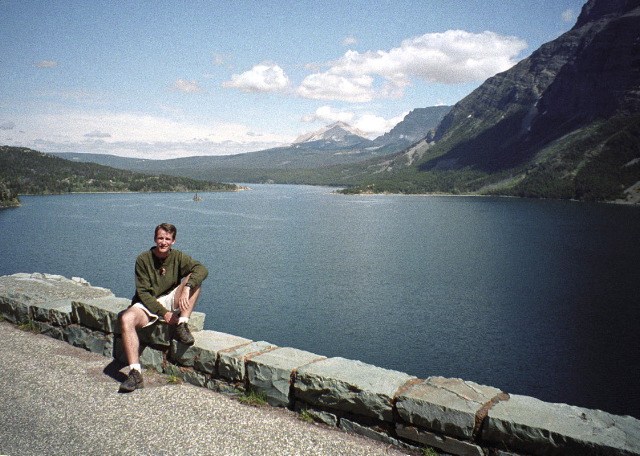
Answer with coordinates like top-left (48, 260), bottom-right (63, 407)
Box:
top-left (173, 277), bottom-right (202, 345)
top-left (173, 281), bottom-right (202, 319)
top-left (119, 306), bottom-right (150, 392)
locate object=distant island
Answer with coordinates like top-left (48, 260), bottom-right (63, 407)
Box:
top-left (0, 146), bottom-right (245, 208)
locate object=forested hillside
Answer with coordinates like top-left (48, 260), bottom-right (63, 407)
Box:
top-left (0, 180), bottom-right (20, 208)
top-left (0, 146), bottom-right (241, 201)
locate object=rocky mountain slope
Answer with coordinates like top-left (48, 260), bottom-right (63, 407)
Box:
top-left (292, 121), bottom-right (371, 149)
top-left (373, 106), bottom-right (452, 147)
top-left (345, 0), bottom-right (640, 203)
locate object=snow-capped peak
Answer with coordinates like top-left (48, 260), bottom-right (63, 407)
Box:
top-left (293, 121), bottom-right (369, 144)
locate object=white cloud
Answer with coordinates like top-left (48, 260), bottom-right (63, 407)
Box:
top-left (301, 106), bottom-right (407, 138)
top-left (211, 52), bottom-right (234, 69)
top-left (222, 63), bottom-right (290, 93)
top-left (8, 110), bottom-right (294, 158)
top-left (562, 9), bottom-right (577, 23)
top-left (0, 121), bottom-right (16, 130)
top-left (212, 52), bottom-right (227, 65)
top-left (298, 30), bottom-right (527, 102)
top-left (84, 130), bottom-right (111, 138)
top-left (158, 104), bottom-right (185, 117)
top-left (170, 79), bottom-right (204, 93)
top-left (301, 106), bottom-right (355, 123)
top-left (297, 73), bottom-right (375, 102)
top-left (353, 112), bottom-right (407, 137)
top-left (342, 37), bottom-right (357, 46)
top-left (35, 60), bottom-right (58, 68)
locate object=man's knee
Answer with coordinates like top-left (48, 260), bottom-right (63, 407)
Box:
top-left (120, 307), bottom-right (140, 330)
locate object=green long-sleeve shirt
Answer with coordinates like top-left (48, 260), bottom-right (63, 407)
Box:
top-left (132, 248), bottom-right (208, 316)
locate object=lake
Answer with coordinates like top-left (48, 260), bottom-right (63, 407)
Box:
top-left (1, 185), bottom-right (638, 418)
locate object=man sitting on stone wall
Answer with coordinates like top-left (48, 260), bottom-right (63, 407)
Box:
top-left (119, 222), bottom-right (208, 392)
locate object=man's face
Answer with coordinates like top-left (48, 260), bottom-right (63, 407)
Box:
top-left (154, 228), bottom-right (176, 255)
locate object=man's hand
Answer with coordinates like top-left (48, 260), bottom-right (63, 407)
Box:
top-left (163, 311), bottom-right (179, 325)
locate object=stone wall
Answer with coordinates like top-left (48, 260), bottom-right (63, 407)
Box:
top-left (1, 273), bottom-right (639, 456)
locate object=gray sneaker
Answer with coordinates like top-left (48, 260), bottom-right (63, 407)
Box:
top-left (119, 369), bottom-right (144, 392)
top-left (174, 322), bottom-right (195, 345)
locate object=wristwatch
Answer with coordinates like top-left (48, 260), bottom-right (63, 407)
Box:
top-left (185, 283), bottom-right (193, 289)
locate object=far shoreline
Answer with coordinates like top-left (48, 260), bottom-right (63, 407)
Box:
top-left (8, 183), bottom-right (639, 207)
top-left (15, 186), bottom-right (250, 197)
top-left (333, 189), bottom-right (640, 206)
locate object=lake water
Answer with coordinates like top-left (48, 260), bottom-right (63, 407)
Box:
top-left (1, 185), bottom-right (638, 418)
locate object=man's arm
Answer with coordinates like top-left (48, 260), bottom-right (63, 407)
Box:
top-left (179, 252), bottom-right (208, 287)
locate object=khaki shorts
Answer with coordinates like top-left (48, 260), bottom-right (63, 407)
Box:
top-left (132, 286), bottom-right (180, 327)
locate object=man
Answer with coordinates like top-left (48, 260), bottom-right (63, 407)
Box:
top-left (119, 223), bottom-right (208, 392)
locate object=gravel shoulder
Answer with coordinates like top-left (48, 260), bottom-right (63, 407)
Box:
top-left (0, 321), bottom-right (412, 456)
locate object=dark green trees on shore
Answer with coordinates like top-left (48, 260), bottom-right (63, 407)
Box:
top-left (0, 146), bottom-right (241, 204)
top-left (0, 180), bottom-right (20, 208)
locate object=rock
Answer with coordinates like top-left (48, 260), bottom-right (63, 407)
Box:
top-left (164, 363), bottom-right (210, 388)
top-left (37, 322), bottom-right (66, 341)
top-left (340, 419), bottom-right (404, 448)
top-left (246, 347), bottom-right (325, 407)
top-left (30, 299), bottom-right (74, 327)
top-left (396, 376), bottom-right (503, 439)
top-left (294, 357), bottom-right (416, 422)
top-left (217, 340), bottom-right (276, 382)
top-left (139, 345), bottom-right (164, 371)
top-left (0, 292), bottom-right (39, 324)
top-left (482, 394), bottom-right (640, 456)
top-left (396, 424), bottom-right (485, 456)
top-left (0, 273), bottom-right (113, 301)
top-left (294, 405), bottom-right (338, 427)
top-left (72, 296), bottom-right (131, 333)
top-left (171, 330), bottom-right (252, 375)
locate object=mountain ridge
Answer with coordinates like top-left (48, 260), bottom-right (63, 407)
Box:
top-left (341, 0), bottom-right (640, 203)
top-left (292, 121), bottom-right (369, 146)
top-left (48, 106), bottom-right (452, 180)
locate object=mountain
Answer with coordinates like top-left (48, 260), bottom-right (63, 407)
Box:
top-left (342, 0), bottom-right (640, 203)
top-left (372, 106), bottom-right (452, 147)
top-left (50, 108), bottom-right (452, 184)
top-left (51, 152), bottom-right (157, 171)
top-left (292, 121), bottom-right (371, 149)
top-left (0, 146), bottom-right (242, 196)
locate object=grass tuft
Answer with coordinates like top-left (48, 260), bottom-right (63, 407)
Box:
top-left (18, 319), bottom-right (39, 333)
top-left (238, 389), bottom-right (268, 407)
top-left (299, 408), bottom-right (314, 423)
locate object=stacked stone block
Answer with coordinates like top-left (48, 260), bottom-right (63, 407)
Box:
top-left (1, 273), bottom-right (639, 456)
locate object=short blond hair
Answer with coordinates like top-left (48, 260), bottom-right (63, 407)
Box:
top-left (154, 223), bottom-right (177, 240)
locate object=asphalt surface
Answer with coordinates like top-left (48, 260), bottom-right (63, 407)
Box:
top-left (0, 321), bottom-right (412, 456)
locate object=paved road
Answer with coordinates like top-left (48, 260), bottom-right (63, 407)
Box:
top-left (0, 322), bottom-right (412, 456)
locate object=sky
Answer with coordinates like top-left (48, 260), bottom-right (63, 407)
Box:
top-left (1, 0), bottom-right (588, 159)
